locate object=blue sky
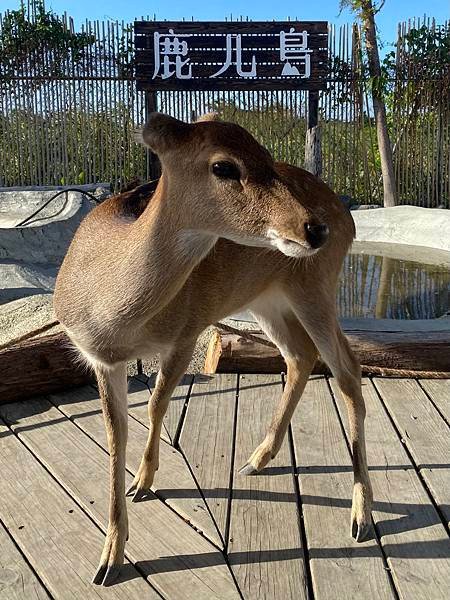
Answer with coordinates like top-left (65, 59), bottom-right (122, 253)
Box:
top-left (0, 0), bottom-right (448, 46)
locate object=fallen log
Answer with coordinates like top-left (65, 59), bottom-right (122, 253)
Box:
top-left (204, 327), bottom-right (450, 376)
top-left (0, 332), bottom-right (94, 404)
top-left (2, 321), bottom-right (449, 405)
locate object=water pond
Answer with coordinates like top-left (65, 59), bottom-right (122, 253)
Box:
top-left (339, 250), bottom-right (450, 320)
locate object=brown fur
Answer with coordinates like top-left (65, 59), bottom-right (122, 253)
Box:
top-left (54, 113), bottom-right (372, 586)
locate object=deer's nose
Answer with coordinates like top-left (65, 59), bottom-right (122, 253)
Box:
top-left (304, 222), bottom-right (329, 249)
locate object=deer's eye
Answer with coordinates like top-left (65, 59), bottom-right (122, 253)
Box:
top-left (212, 161), bottom-right (241, 180)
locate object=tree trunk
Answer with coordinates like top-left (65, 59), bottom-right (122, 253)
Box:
top-left (361, 0), bottom-right (397, 207)
top-left (375, 256), bottom-right (394, 318)
top-left (205, 328), bottom-right (450, 375)
top-left (0, 332), bottom-right (94, 403)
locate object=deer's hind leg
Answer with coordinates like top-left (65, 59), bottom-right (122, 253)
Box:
top-left (239, 298), bottom-right (318, 475)
top-left (93, 362), bottom-right (128, 586)
top-left (288, 293), bottom-right (373, 542)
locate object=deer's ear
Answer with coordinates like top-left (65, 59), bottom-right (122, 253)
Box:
top-left (135, 113), bottom-right (190, 154)
top-left (196, 112), bottom-right (219, 122)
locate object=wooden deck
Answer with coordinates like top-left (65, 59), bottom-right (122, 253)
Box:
top-left (1, 374), bottom-right (449, 599)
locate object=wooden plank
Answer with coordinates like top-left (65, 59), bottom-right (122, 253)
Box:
top-left (0, 420), bottom-right (155, 599)
top-left (291, 377), bottom-right (394, 599)
top-left (419, 379), bottom-right (450, 423)
top-left (331, 377), bottom-right (450, 599)
top-left (136, 76), bottom-right (328, 92)
top-left (228, 374), bottom-right (308, 600)
top-left (134, 34), bottom-right (328, 51)
top-left (125, 376), bottom-right (170, 443)
top-left (0, 399), bottom-right (239, 600)
top-left (373, 378), bottom-right (450, 526)
top-left (128, 375), bottom-right (192, 445)
top-left (179, 374), bottom-right (238, 543)
top-left (134, 21), bottom-right (329, 34)
top-left (135, 48), bottom-right (328, 65)
top-left (0, 521), bottom-right (50, 600)
top-left (49, 384), bottom-right (222, 548)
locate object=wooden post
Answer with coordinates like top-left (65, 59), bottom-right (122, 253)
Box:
top-left (307, 90), bottom-right (319, 130)
top-left (139, 91), bottom-right (161, 370)
top-left (304, 90), bottom-right (322, 177)
top-left (145, 91), bottom-right (161, 180)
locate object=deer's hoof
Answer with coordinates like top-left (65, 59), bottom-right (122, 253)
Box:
top-left (126, 482), bottom-right (152, 502)
top-left (92, 564), bottom-right (121, 586)
top-left (126, 462), bottom-right (157, 500)
top-left (351, 519), bottom-right (372, 543)
top-left (238, 462), bottom-right (258, 475)
top-left (126, 482), bottom-right (137, 496)
top-left (351, 481), bottom-right (373, 542)
top-left (133, 488), bottom-right (151, 503)
top-left (93, 522), bottom-right (126, 586)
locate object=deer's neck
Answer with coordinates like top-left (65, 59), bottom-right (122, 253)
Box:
top-left (118, 179), bottom-right (217, 321)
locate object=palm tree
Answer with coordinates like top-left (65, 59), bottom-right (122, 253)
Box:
top-left (341, 0), bottom-right (397, 206)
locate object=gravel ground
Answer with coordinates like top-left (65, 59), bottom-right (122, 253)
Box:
top-left (0, 293), bottom-right (258, 375)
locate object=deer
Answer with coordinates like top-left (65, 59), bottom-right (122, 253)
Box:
top-left (54, 112), bottom-right (373, 587)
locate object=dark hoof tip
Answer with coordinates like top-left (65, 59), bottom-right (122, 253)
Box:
top-left (92, 565), bottom-right (107, 585)
top-left (239, 463), bottom-right (258, 476)
top-left (126, 484), bottom-right (136, 497)
top-left (132, 488), bottom-right (149, 503)
top-left (352, 521), bottom-right (372, 542)
top-left (102, 565), bottom-right (121, 586)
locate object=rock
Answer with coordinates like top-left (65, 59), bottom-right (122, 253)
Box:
top-left (0, 188), bottom-right (99, 305)
top-left (353, 206), bottom-right (450, 253)
top-left (0, 294), bottom-right (59, 347)
top-left (0, 190), bottom-right (96, 264)
top-left (351, 204), bottom-right (381, 210)
top-left (0, 261), bottom-right (57, 305)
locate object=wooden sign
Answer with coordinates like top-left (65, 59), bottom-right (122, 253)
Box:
top-left (134, 21), bottom-right (328, 91)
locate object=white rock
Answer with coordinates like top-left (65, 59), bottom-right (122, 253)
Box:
top-left (0, 191), bottom-right (96, 264)
top-left (353, 206), bottom-right (450, 253)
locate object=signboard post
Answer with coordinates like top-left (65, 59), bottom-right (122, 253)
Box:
top-left (134, 21), bottom-right (328, 174)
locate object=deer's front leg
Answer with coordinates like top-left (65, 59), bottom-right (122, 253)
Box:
top-left (92, 363), bottom-right (128, 586)
top-left (127, 342), bottom-right (195, 502)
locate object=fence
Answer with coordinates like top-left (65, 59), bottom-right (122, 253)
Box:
top-left (391, 18), bottom-right (450, 208)
top-left (0, 10), bottom-right (448, 207)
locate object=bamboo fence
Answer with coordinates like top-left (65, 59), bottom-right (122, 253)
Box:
top-left (0, 12), bottom-right (448, 208)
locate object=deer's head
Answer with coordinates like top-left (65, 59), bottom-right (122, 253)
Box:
top-left (136, 113), bottom-right (329, 258)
